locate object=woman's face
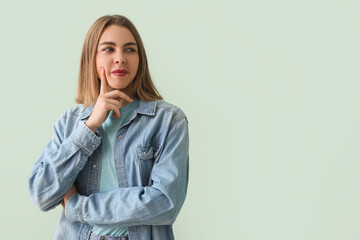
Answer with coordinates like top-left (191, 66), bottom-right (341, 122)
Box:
top-left (96, 25), bottom-right (139, 95)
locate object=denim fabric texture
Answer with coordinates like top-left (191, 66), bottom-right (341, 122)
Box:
top-left (28, 99), bottom-right (189, 240)
top-left (89, 233), bottom-right (128, 240)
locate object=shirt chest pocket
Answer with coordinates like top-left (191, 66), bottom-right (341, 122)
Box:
top-left (136, 145), bottom-right (162, 186)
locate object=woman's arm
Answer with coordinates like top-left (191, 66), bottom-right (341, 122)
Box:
top-left (31, 68), bottom-right (133, 212)
top-left (64, 117), bottom-right (189, 227)
top-left (28, 114), bottom-right (101, 212)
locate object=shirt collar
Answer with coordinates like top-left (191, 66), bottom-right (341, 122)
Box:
top-left (79, 99), bottom-right (157, 120)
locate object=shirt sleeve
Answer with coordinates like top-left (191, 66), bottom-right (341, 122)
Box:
top-left (28, 113), bottom-right (101, 212)
top-left (64, 117), bottom-right (189, 227)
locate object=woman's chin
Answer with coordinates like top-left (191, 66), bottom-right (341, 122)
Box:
top-left (108, 84), bottom-right (132, 96)
top-left (108, 84), bottom-right (126, 91)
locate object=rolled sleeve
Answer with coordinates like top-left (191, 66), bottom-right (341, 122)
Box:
top-left (29, 112), bottom-right (102, 212)
top-left (70, 122), bottom-right (101, 156)
top-left (65, 193), bottom-right (85, 223)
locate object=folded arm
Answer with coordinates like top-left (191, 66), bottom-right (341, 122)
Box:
top-left (65, 117), bottom-right (189, 227)
top-left (28, 115), bottom-right (101, 212)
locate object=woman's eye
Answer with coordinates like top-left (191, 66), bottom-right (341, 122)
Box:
top-left (103, 47), bottom-right (114, 52)
top-left (126, 48), bottom-right (136, 53)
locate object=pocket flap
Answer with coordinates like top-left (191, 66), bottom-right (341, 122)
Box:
top-left (136, 145), bottom-right (155, 160)
top-left (136, 144), bottom-right (162, 160)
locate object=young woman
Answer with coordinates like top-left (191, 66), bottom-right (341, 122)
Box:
top-left (28, 15), bottom-right (189, 240)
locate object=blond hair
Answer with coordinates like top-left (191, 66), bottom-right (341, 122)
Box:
top-left (76, 15), bottom-right (162, 106)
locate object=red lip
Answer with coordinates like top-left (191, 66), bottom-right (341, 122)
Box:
top-left (111, 69), bottom-right (128, 77)
top-left (112, 69), bottom-right (128, 74)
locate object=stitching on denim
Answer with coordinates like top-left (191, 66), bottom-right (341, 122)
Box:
top-left (79, 195), bottom-right (85, 223)
top-left (71, 135), bottom-right (91, 156)
top-left (156, 101), bottom-right (186, 121)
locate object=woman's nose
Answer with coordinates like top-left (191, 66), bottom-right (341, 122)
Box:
top-left (115, 54), bottom-right (126, 64)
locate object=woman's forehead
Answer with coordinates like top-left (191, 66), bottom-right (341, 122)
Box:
top-left (99, 25), bottom-right (136, 44)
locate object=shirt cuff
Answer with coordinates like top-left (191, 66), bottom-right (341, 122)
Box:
top-left (70, 122), bottom-right (101, 156)
top-left (65, 193), bottom-right (85, 223)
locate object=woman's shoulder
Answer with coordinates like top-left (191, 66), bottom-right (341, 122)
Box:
top-left (155, 100), bottom-right (187, 122)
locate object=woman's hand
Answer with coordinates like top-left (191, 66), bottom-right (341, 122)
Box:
top-left (85, 67), bottom-right (133, 132)
top-left (61, 184), bottom-right (78, 208)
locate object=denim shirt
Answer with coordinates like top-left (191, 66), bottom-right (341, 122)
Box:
top-left (28, 99), bottom-right (189, 240)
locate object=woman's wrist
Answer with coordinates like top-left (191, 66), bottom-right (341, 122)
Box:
top-left (85, 120), bottom-right (99, 133)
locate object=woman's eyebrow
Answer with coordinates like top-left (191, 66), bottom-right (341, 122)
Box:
top-left (123, 42), bottom-right (137, 47)
top-left (98, 41), bottom-right (116, 46)
top-left (98, 41), bottom-right (137, 47)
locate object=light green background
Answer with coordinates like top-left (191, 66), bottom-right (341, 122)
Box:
top-left (1, 0), bottom-right (359, 239)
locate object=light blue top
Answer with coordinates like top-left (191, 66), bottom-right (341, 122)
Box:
top-left (92, 98), bottom-right (139, 236)
top-left (29, 99), bottom-right (189, 240)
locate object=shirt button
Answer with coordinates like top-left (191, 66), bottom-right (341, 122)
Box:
top-left (118, 161), bottom-right (121, 165)
top-left (92, 144), bottom-right (96, 149)
top-left (93, 164), bottom-right (96, 168)
top-left (143, 152), bottom-right (146, 155)
top-left (119, 135), bottom-right (123, 139)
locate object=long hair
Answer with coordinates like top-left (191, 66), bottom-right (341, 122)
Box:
top-left (76, 15), bottom-right (162, 106)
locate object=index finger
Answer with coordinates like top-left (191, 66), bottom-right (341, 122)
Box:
top-left (99, 67), bottom-right (108, 95)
